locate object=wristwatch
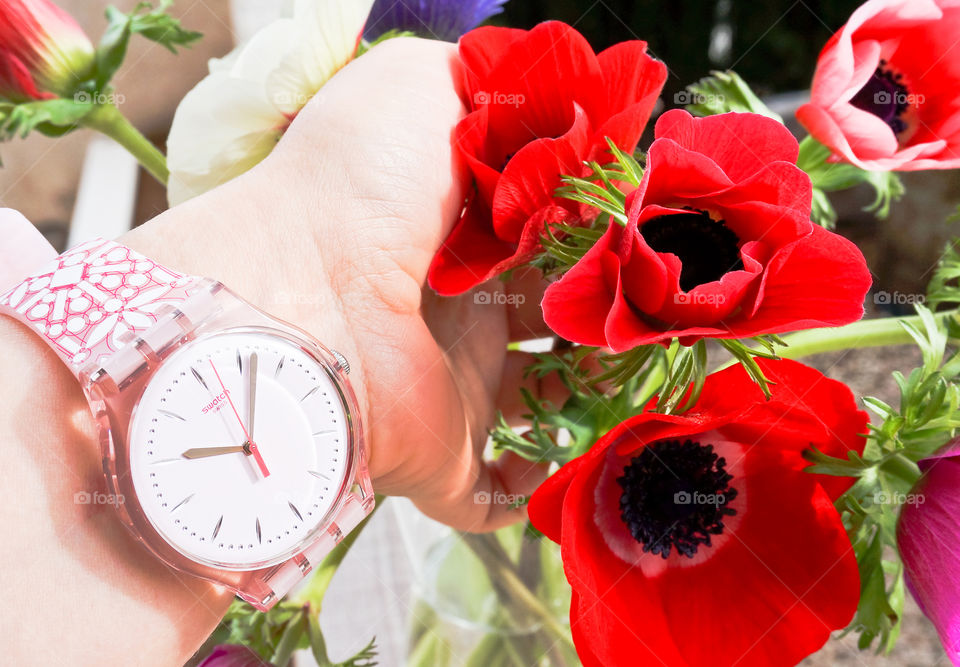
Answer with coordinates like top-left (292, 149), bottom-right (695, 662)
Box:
top-left (0, 237), bottom-right (374, 611)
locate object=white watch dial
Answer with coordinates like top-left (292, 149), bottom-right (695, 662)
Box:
top-left (128, 330), bottom-right (351, 569)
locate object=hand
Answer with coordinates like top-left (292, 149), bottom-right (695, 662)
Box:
top-left (207, 359), bottom-right (269, 477)
top-left (127, 37), bottom-right (559, 533)
top-left (181, 445), bottom-right (247, 459)
top-left (0, 37), bottom-right (561, 666)
top-left (245, 352), bottom-right (258, 442)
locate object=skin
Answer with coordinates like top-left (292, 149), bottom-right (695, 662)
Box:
top-left (0, 38), bottom-right (559, 665)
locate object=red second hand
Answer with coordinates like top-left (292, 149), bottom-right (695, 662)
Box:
top-left (208, 359), bottom-right (271, 478)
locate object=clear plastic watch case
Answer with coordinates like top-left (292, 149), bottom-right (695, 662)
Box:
top-left (79, 279), bottom-right (374, 610)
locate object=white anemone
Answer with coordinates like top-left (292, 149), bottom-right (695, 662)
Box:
top-left (166, 0), bottom-right (375, 205)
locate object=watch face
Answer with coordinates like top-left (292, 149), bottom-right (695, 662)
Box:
top-left (127, 329), bottom-right (352, 570)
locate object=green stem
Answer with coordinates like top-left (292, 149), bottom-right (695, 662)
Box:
top-left (271, 608), bottom-right (306, 666)
top-left (880, 452), bottom-right (922, 487)
top-left (712, 310), bottom-right (959, 372)
top-left (81, 103), bottom-right (169, 185)
top-left (461, 533), bottom-right (577, 655)
top-left (293, 495), bottom-right (384, 607)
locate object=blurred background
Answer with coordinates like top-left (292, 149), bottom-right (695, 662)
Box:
top-left (1, 1), bottom-right (956, 665)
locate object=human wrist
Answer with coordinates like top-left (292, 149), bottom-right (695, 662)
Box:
top-left (120, 171), bottom-right (372, 460)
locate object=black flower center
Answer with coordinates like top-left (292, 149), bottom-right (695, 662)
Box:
top-left (617, 439), bottom-right (738, 559)
top-left (640, 210), bottom-right (743, 291)
top-left (849, 60), bottom-right (910, 136)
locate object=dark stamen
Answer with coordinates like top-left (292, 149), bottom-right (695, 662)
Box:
top-left (640, 209), bottom-right (743, 291)
top-left (617, 439), bottom-right (738, 559)
top-left (850, 60), bottom-right (910, 136)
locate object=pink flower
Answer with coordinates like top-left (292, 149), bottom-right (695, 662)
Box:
top-left (0, 0), bottom-right (94, 102)
top-left (796, 0), bottom-right (960, 171)
top-left (198, 645), bottom-right (273, 667)
top-left (897, 438), bottom-right (960, 664)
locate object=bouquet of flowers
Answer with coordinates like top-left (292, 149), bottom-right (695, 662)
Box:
top-left (5, 0), bottom-right (960, 665)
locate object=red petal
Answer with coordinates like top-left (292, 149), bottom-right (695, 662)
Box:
top-left (454, 108), bottom-right (502, 205)
top-left (657, 466), bottom-right (859, 666)
top-left (527, 454), bottom-right (585, 543)
top-left (589, 41), bottom-right (667, 158)
top-left (482, 21), bottom-right (605, 137)
top-left (0, 49), bottom-right (48, 100)
top-left (541, 222), bottom-right (621, 347)
top-left (709, 160), bottom-right (813, 246)
top-left (642, 137), bottom-right (734, 204)
top-left (738, 223), bottom-right (872, 335)
top-left (654, 110), bottom-right (801, 182)
top-left (687, 359), bottom-right (868, 499)
top-left (458, 26), bottom-right (527, 103)
top-left (427, 196), bottom-right (516, 296)
top-left (558, 441), bottom-right (688, 665)
top-left (491, 103), bottom-right (591, 240)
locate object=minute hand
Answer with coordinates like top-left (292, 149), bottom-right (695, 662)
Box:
top-left (247, 352), bottom-right (258, 441)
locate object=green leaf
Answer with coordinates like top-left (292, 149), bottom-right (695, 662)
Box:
top-left (797, 136), bottom-right (904, 227)
top-left (357, 29), bottom-right (417, 56)
top-left (682, 70), bottom-right (783, 122)
top-left (0, 98), bottom-right (94, 141)
top-left (717, 338), bottom-right (776, 398)
top-left (927, 239), bottom-right (960, 309)
top-left (96, 1), bottom-right (202, 89)
top-left (307, 612), bottom-right (378, 667)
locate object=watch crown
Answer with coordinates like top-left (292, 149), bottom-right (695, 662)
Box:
top-left (330, 349), bottom-right (350, 374)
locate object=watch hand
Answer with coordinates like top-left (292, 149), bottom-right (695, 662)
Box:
top-left (208, 359), bottom-right (271, 478)
top-left (182, 445), bottom-right (247, 459)
top-left (247, 352), bottom-right (258, 442)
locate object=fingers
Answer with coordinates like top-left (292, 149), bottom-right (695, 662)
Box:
top-left (497, 350), bottom-right (570, 424)
top-left (412, 451), bottom-right (551, 533)
top-left (504, 267), bottom-right (555, 342)
top-left (473, 451), bottom-right (552, 532)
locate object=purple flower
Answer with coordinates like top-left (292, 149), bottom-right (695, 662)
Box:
top-left (897, 439), bottom-right (960, 664)
top-left (364, 0), bottom-right (508, 42)
top-left (197, 645), bottom-right (274, 667)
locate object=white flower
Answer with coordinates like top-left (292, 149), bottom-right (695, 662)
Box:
top-left (166, 0), bottom-right (375, 206)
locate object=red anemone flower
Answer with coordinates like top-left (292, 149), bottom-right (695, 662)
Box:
top-left (427, 21), bottom-right (667, 295)
top-left (0, 0), bottom-right (94, 102)
top-left (541, 110), bottom-right (872, 350)
top-left (796, 0), bottom-right (960, 170)
top-left (529, 359), bottom-right (866, 666)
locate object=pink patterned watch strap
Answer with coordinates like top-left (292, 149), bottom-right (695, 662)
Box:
top-left (0, 238), bottom-right (199, 373)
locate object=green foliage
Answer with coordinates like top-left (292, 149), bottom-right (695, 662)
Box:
top-left (97, 1), bottom-right (201, 88)
top-left (797, 136), bottom-right (905, 227)
top-left (927, 239), bottom-right (960, 310)
top-left (0, 99), bottom-right (93, 142)
top-left (1, 1), bottom-right (199, 148)
top-left (804, 305), bottom-right (960, 653)
top-left (718, 337), bottom-right (784, 399)
top-left (535, 221), bottom-right (607, 278)
top-left (204, 600), bottom-right (377, 667)
top-left (490, 346), bottom-right (645, 465)
top-left (683, 70), bottom-right (783, 121)
top-left (554, 140), bottom-right (643, 222)
top-left (532, 138), bottom-right (643, 276)
top-left (357, 29), bottom-right (417, 56)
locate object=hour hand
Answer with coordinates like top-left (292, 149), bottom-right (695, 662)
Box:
top-left (182, 445), bottom-right (248, 459)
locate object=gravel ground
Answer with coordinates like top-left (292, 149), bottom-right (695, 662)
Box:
top-left (800, 346), bottom-right (948, 666)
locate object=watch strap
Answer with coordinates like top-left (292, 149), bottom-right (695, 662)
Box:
top-left (0, 208), bottom-right (57, 292)
top-left (0, 237), bottom-right (199, 372)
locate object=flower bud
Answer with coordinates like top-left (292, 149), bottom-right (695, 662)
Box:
top-left (0, 0), bottom-right (94, 102)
